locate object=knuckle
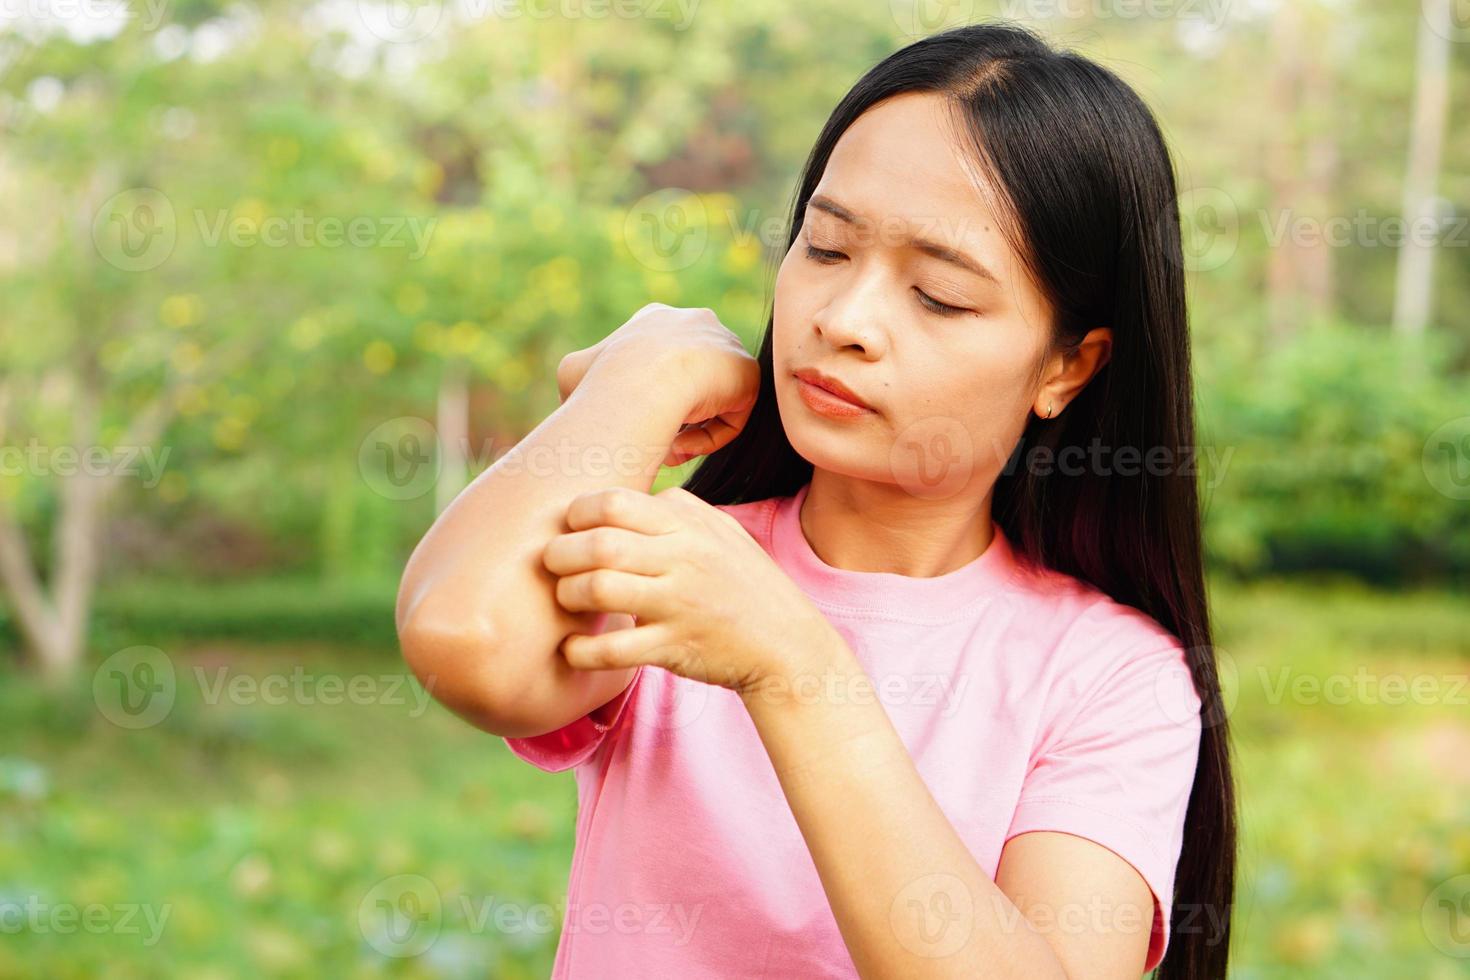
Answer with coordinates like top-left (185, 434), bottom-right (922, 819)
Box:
top-left (590, 528), bottom-right (622, 565)
top-left (587, 569), bottom-right (618, 605)
top-left (599, 487), bottom-right (631, 524)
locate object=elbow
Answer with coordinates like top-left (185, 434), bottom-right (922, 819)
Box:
top-left (396, 595), bottom-right (512, 733)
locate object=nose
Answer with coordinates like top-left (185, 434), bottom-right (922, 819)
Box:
top-left (811, 272), bottom-right (891, 359)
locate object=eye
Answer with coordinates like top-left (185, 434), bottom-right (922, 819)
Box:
top-left (803, 243), bottom-right (845, 264)
top-left (914, 288), bottom-right (970, 317)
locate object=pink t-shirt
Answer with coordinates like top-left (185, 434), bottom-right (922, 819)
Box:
top-left (504, 480), bottom-right (1203, 977)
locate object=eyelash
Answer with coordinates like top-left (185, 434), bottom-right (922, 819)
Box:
top-left (802, 244), bottom-right (971, 318)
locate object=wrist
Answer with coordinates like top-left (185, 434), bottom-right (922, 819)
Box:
top-left (573, 351), bottom-right (692, 436)
top-left (738, 621), bottom-right (862, 715)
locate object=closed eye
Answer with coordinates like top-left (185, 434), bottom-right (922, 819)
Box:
top-left (804, 242), bottom-right (972, 317)
top-left (914, 288), bottom-right (970, 317)
top-left (803, 244), bottom-right (845, 264)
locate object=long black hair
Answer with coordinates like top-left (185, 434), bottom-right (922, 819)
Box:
top-left (682, 21), bottom-right (1237, 980)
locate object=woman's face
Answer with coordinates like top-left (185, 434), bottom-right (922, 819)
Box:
top-left (772, 90), bottom-right (1065, 500)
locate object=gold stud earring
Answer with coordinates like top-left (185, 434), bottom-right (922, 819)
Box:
top-left (1043, 401), bottom-right (1054, 420)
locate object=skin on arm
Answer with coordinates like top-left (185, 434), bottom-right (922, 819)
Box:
top-left (740, 632), bottom-right (1154, 980)
top-left (393, 304), bottom-right (757, 738)
top-left (996, 830), bottom-right (1156, 978)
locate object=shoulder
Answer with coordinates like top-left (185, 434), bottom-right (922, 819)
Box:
top-left (1004, 562), bottom-right (1200, 719)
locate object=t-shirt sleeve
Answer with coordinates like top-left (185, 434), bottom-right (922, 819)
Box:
top-left (1004, 638), bottom-right (1203, 974)
top-left (501, 662), bottom-right (645, 773)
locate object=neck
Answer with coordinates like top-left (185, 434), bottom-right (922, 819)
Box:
top-left (798, 469), bottom-right (997, 578)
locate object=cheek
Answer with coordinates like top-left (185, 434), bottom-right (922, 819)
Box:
top-left (896, 331), bottom-right (1037, 433)
top-left (771, 247), bottom-right (810, 352)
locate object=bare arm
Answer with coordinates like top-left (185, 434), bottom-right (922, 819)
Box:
top-left (394, 304), bottom-right (758, 737)
top-left (741, 634), bottom-right (1154, 979)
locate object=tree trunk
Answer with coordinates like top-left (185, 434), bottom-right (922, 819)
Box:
top-left (1392, 0), bottom-right (1452, 336)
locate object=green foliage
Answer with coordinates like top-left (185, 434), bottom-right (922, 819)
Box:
top-left (0, 586), bottom-right (1466, 976)
top-left (0, 579), bottom-right (399, 656)
top-left (1197, 320), bottom-right (1470, 584)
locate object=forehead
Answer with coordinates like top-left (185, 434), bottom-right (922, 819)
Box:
top-left (813, 91), bottom-right (1010, 256)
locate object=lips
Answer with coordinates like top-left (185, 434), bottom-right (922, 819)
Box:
top-left (793, 369), bottom-right (874, 411)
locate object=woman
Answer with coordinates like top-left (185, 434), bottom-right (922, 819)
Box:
top-left (397, 21), bottom-right (1237, 980)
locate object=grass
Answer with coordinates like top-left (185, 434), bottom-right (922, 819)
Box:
top-left (0, 580), bottom-right (1466, 978)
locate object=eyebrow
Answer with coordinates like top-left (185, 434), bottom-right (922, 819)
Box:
top-left (806, 193), bottom-right (999, 285)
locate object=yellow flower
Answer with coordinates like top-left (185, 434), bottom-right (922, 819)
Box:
top-left (363, 340), bottom-right (397, 374)
top-left (289, 316), bottom-right (323, 351)
top-left (395, 282), bottom-right (428, 316)
top-left (160, 294), bottom-right (203, 329)
top-left (267, 137), bottom-right (299, 168)
top-left (448, 320), bottom-right (480, 355)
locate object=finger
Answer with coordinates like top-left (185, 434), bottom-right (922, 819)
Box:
top-left (554, 567), bottom-right (667, 619)
top-left (565, 486), bottom-right (677, 535)
top-left (664, 417), bottom-right (737, 464)
top-left (679, 403), bottom-right (754, 461)
top-left (543, 526), bottom-right (668, 577)
top-left (560, 622), bottom-right (678, 672)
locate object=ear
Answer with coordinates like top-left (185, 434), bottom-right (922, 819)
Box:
top-left (1033, 327), bottom-right (1112, 419)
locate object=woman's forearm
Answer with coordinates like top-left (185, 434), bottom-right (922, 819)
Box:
top-left (739, 631), bottom-right (1070, 980)
top-left (395, 352), bottom-right (689, 735)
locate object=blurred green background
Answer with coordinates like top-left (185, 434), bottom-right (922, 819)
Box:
top-left (1, 1), bottom-right (1468, 977)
